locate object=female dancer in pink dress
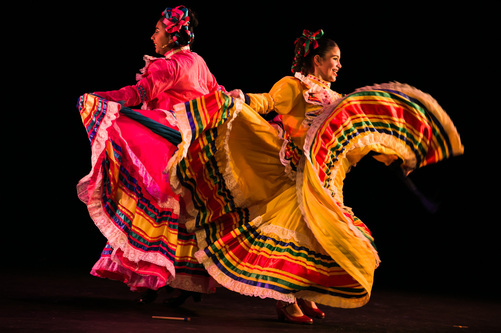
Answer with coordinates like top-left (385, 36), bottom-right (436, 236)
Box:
top-left (77, 5), bottom-right (222, 304)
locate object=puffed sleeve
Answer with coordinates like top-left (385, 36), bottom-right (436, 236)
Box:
top-left (93, 59), bottom-right (178, 107)
top-left (93, 85), bottom-right (143, 106)
top-left (246, 77), bottom-right (303, 115)
top-left (135, 59), bottom-right (178, 102)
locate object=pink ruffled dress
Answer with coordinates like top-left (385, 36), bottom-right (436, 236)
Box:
top-left (77, 46), bottom-right (223, 292)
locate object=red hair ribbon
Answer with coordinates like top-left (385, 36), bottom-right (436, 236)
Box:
top-left (295, 29), bottom-right (324, 56)
top-left (162, 5), bottom-right (194, 45)
top-left (291, 29), bottom-right (324, 73)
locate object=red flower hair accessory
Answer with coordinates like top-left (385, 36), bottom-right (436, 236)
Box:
top-left (162, 5), bottom-right (194, 45)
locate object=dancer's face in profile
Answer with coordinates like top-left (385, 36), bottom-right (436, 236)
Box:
top-left (313, 46), bottom-right (342, 82)
top-left (151, 20), bottom-right (173, 55)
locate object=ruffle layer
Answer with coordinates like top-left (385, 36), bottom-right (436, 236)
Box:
top-left (91, 249), bottom-right (172, 292)
top-left (91, 250), bottom-right (218, 293)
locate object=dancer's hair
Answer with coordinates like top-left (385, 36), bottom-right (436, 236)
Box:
top-left (160, 5), bottom-right (199, 46)
top-left (291, 29), bottom-right (338, 74)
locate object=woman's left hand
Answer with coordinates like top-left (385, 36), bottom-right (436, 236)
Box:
top-left (228, 89), bottom-right (244, 101)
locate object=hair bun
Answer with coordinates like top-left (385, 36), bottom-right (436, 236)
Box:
top-left (162, 5), bottom-right (196, 46)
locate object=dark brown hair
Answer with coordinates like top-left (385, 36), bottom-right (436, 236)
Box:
top-left (292, 37), bottom-right (338, 74)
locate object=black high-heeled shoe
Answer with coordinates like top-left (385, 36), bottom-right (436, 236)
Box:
top-left (136, 289), bottom-right (158, 304)
top-left (164, 290), bottom-right (202, 307)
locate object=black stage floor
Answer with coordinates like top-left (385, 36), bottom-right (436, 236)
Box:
top-left (1, 267), bottom-right (499, 333)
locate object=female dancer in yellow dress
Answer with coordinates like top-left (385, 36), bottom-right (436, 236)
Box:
top-left (229, 29), bottom-right (344, 322)
top-left (163, 29), bottom-right (463, 324)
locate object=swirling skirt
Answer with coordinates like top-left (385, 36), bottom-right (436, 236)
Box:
top-left (166, 84), bottom-right (463, 308)
top-left (77, 94), bottom-right (216, 292)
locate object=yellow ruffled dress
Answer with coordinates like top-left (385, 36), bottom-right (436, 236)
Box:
top-left (166, 73), bottom-right (463, 308)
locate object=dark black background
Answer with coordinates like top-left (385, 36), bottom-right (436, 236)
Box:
top-left (7, 1), bottom-right (497, 298)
